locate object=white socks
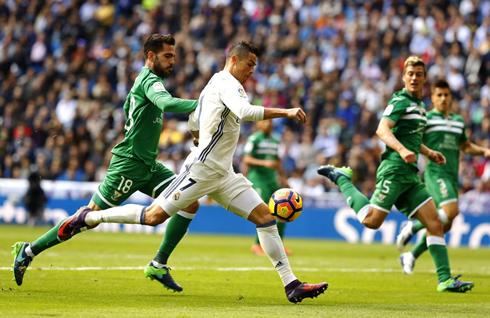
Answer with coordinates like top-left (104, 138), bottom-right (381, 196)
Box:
top-left (85, 204), bottom-right (146, 226)
top-left (25, 245), bottom-right (35, 258)
top-left (256, 221), bottom-right (297, 286)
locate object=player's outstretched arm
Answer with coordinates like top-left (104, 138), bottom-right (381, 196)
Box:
top-left (376, 118), bottom-right (416, 164)
top-left (159, 95), bottom-right (198, 113)
top-left (420, 144), bottom-right (446, 166)
top-left (243, 154), bottom-right (278, 169)
top-left (263, 108), bottom-right (306, 124)
top-left (460, 140), bottom-right (490, 158)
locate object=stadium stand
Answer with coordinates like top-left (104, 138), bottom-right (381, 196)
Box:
top-left (0, 0), bottom-right (489, 207)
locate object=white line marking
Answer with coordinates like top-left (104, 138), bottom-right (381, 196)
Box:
top-left (2, 266), bottom-right (490, 274)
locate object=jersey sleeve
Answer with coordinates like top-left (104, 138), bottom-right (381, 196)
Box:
top-left (220, 83), bottom-right (264, 121)
top-left (381, 98), bottom-right (405, 124)
top-left (459, 117), bottom-right (469, 143)
top-left (188, 111), bottom-right (199, 132)
top-left (143, 77), bottom-right (198, 113)
top-left (243, 135), bottom-right (257, 156)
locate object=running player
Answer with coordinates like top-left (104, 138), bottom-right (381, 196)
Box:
top-left (244, 120), bottom-right (292, 256)
top-left (57, 41), bottom-right (328, 303)
top-left (397, 79), bottom-right (490, 274)
top-left (317, 56), bottom-right (474, 292)
top-left (12, 34), bottom-right (199, 292)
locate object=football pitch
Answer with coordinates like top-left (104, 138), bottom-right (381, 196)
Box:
top-left (1, 225), bottom-right (489, 317)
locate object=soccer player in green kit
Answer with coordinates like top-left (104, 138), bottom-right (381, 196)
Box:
top-left (12, 34), bottom-right (198, 292)
top-left (397, 79), bottom-right (490, 274)
top-left (243, 120), bottom-right (292, 256)
top-left (317, 56), bottom-right (474, 292)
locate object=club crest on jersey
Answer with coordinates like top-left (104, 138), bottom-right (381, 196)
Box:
top-left (238, 87), bottom-right (247, 98)
top-left (153, 82), bottom-right (166, 92)
top-left (173, 192), bottom-right (181, 201)
top-left (111, 190), bottom-right (122, 201)
top-left (377, 194), bottom-right (386, 203)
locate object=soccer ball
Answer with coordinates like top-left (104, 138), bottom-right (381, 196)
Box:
top-left (268, 188), bottom-right (302, 223)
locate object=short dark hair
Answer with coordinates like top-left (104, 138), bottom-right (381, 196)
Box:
top-left (143, 34), bottom-right (175, 60)
top-left (431, 79), bottom-right (450, 91)
top-left (226, 41), bottom-right (259, 61)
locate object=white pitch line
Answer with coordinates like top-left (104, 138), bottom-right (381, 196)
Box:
top-left (2, 266), bottom-right (489, 274)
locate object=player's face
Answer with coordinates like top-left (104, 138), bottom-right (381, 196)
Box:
top-left (402, 65), bottom-right (427, 98)
top-left (431, 87), bottom-right (452, 113)
top-left (232, 52), bottom-right (257, 85)
top-left (257, 119), bottom-right (273, 135)
top-left (151, 43), bottom-right (176, 79)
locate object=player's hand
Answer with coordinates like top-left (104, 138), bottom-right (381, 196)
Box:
top-left (193, 138), bottom-right (199, 147)
top-left (483, 149), bottom-right (490, 159)
top-left (428, 150), bottom-right (446, 166)
top-left (286, 108), bottom-right (307, 124)
top-left (264, 160), bottom-right (279, 169)
top-left (399, 148), bottom-right (417, 164)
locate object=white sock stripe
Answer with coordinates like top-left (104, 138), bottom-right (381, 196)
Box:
top-left (25, 245), bottom-right (35, 258)
top-left (356, 204), bottom-right (372, 223)
top-left (438, 209), bottom-right (449, 224)
top-left (177, 211), bottom-right (196, 219)
top-left (140, 206), bottom-right (147, 225)
top-left (426, 235), bottom-right (446, 246)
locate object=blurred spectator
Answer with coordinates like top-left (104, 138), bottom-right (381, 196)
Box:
top-left (23, 171), bottom-right (47, 227)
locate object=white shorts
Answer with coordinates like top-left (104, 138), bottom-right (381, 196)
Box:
top-left (155, 156), bottom-right (263, 219)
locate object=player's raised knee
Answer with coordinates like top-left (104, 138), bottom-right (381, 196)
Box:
top-left (362, 218), bottom-right (383, 229)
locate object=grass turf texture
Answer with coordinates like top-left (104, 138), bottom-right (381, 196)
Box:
top-left (1, 224), bottom-right (489, 317)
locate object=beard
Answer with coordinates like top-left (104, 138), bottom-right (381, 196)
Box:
top-left (153, 57), bottom-right (172, 78)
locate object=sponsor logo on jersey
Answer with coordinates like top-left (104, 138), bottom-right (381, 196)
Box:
top-left (238, 87), bottom-right (246, 98)
top-left (153, 82), bottom-right (166, 92)
top-left (111, 190), bottom-right (122, 201)
top-left (377, 193), bottom-right (386, 203)
top-left (173, 192), bottom-right (181, 201)
top-left (153, 112), bottom-right (163, 124)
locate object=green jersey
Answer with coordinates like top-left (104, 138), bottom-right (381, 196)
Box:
top-left (244, 131), bottom-right (280, 184)
top-left (381, 89), bottom-right (427, 168)
top-left (423, 109), bottom-right (467, 177)
top-left (112, 67), bottom-right (197, 166)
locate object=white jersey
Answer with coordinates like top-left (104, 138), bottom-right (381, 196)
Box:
top-left (188, 70), bottom-right (264, 176)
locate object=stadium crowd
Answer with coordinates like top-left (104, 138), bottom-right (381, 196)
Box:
top-left (1, 0), bottom-right (490, 209)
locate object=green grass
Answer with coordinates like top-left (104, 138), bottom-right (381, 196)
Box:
top-left (1, 224), bottom-right (489, 317)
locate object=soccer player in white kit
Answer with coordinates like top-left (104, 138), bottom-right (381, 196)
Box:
top-left (61, 41), bottom-right (328, 303)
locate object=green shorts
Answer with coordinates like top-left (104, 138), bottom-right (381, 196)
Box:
top-left (424, 169), bottom-right (459, 208)
top-left (250, 180), bottom-right (281, 203)
top-left (370, 160), bottom-right (432, 218)
top-left (92, 155), bottom-right (176, 209)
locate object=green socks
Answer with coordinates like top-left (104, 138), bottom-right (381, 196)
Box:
top-left (30, 218), bottom-right (69, 255)
top-left (153, 213), bottom-right (193, 264)
top-left (337, 177), bottom-right (370, 214)
top-left (426, 235), bottom-right (451, 282)
top-left (255, 221), bottom-right (285, 244)
top-left (410, 220), bottom-right (426, 234)
top-left (411, 232), bottom-right (428, 258)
